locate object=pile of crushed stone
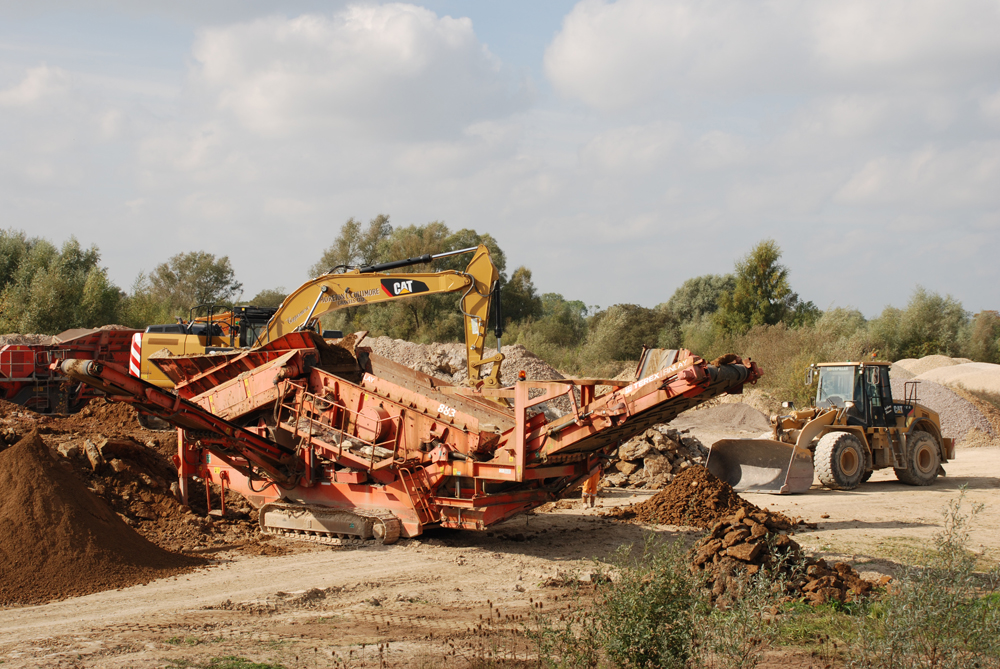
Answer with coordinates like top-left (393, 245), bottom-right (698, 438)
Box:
top-left (605, 426), bottom-right (708, 489)
top-left (0, 431), bottom-right (204, 606)
top-left (691, 387), bottom-right (781, 417)
top-left (604, 466), bottom-right (801, 530)
top-left (895, 354), bottom-right (973, 377)
top-left (0, 333), bottom-right (53, 346)
top-left (365, 337), bottom-right (563, 386)
top-left (917, 362), bottom-right (1000, 396)
top-left (889, 375), bottom-right (994, 444)
top-left (691, 509), bottom-right (878, 605)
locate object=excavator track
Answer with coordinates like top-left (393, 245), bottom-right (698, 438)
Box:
top-left (259, 502), bottom-right (401, 547)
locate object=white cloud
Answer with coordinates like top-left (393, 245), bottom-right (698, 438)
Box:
top-left (190, 4), bottom-right (530, 139)
top-left (3, 1), bottom-right (1000, 315)
top-left (545, 0), bottom-right (1000, 110)
top-left (0, 65), bottom-right (70, 107)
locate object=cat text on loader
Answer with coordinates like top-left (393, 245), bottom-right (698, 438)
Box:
top-left (706, 362), bottom-right (954, 494)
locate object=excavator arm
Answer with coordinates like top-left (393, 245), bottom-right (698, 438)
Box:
top-left (257, 244), bottom-right (504, 388)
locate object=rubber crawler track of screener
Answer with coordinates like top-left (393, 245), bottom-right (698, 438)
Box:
top-left (260, 503), bottom-right (402, 547)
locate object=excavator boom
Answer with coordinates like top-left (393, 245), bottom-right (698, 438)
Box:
top-left (255, 244), bottom-right (501, 387)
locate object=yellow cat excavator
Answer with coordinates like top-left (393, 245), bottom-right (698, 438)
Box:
top-left (131, 245), bottom-right (504, 389)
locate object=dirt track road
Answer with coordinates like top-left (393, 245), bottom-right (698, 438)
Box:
top-left (2, 447), bottom-right (998, 668)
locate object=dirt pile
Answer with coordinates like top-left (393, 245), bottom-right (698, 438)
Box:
top-left (0, 431), bottom-right (204, 606)
top-left (604, 426), bottom-right (708, 488)
top-left (605, 465), bottom-right (800, 530)
top-left (691, 509), bottom-right (877, 605)
top-left (0, 399), bottom-right (269, 555)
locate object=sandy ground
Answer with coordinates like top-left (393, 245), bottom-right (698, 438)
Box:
top-left (2, 438), bottom-right (998, 668)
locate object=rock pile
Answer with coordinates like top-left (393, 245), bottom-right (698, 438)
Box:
top-left (691, 508), bottom-right (877, 605)
top-left (604, 426), bottom-right (708, 489)
top-left (365, 337), bottom-right (563, 386)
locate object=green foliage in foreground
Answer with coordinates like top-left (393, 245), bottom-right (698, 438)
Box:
top-left (202, 658), bottom-right (286, 669)
top-left (850, 492), bottom-right (1000, 668)
top-left (525, 493), bottom-right (1000, 669)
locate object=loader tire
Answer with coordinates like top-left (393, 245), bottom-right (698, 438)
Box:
top-left (815, 432), bottom-right (866, 490)
top-left (860, 446), bottom-right (874, 483)
top-left (894, 431), bottom-right (941, 486)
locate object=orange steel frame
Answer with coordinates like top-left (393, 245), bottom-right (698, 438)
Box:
top-left (58, 338), bottom-right (761, 538)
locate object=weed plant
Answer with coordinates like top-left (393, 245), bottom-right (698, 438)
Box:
top-left (528, 535), bottom-right (707, 668)
top-left (850, 491), bottom-right (1000, 668)
top-left (698, 571), bottom-right (782, 669)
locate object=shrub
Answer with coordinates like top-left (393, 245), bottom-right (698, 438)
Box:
top-left (850, 491), bottom-right (1000, 668)
top-left (530, 536), bottom-right (707, 669)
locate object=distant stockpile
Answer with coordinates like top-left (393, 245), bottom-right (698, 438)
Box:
top-left (365, 337), bottom-right (564, 386)
top-left (892, 355), bottom-right (997, 445)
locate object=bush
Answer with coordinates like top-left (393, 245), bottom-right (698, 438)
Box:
top-left (851, 491), bottom-right (1000, 668)
top-left (530, 536), bottom-right (707, 669)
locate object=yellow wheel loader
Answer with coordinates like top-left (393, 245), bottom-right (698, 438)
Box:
top-left (706, 362), bottom-right (954, 494)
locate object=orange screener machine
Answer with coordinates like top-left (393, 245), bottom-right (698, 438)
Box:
top-left (57, 246), bottom-right (761, 544)
top-left (59, 338), bottom-right (760, 544)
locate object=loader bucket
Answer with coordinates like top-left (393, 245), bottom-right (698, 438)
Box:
top-left (705, 439), bottom-right (815, 494)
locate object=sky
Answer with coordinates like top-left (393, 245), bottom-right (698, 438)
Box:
top-left (1, 0), bottom-right (998, 317)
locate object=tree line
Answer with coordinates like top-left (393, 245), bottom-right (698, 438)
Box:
top-left (2, 222), bottom-right (998, 401)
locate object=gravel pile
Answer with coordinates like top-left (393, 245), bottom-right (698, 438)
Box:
top-left (604, 427), bottom-right (708, 489)
top-left (917, 362), bottom-right (1000, 395)
top-left (890, 376), bottom-right (994, 444)
top-left (691, 386), bottom-right (781, 417)
top-left (0, 333), bottom-right (53, 346)
top-left (365, 337), bottom-right (563, 386)
top-left (895, 355), bottom-right (972, 376)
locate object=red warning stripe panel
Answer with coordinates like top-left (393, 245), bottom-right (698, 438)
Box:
top-left (129, 333), bottom-right (142, 377)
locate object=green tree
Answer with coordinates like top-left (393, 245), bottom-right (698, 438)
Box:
top-left (0, 232), bottom-right (124, 333)
top-left (501, 266), bottom-right (543, 325)
top-left (308, 214), bottom-right (393, 277)
top-left (144, 251), bottom-right (243, 317)
top-left (664, 274), bottom-right (735, 322)
top-left (584, 304), bottom-right (679, 362)
top-left (961, 311), bottom-right (1000, 363)
top-left (896, 287), bottom-right (968, 358)
top-left (247, 287), bottom-right (287, 308)
top-left (715, 239), bottom-right (815, 335)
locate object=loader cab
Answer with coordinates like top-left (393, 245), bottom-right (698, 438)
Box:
top-left (813, 362), bottom-right (896, 428)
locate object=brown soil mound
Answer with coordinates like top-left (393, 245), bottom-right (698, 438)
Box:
top-left (691, 510), bottom-right (877, 605)
top-left (605, 466), bottom-right (799, 530)
top-left (0, 431), bottom-right (203, 606)
top-left (73, 397), bottom-right (145, 431)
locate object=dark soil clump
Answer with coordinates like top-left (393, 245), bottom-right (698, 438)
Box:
top-left (691, 509), bottom-right (878, 605)
top-left (605, 465), bottom-right (801, 530)
top-left (0, 430), bottom-right (204, 606)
